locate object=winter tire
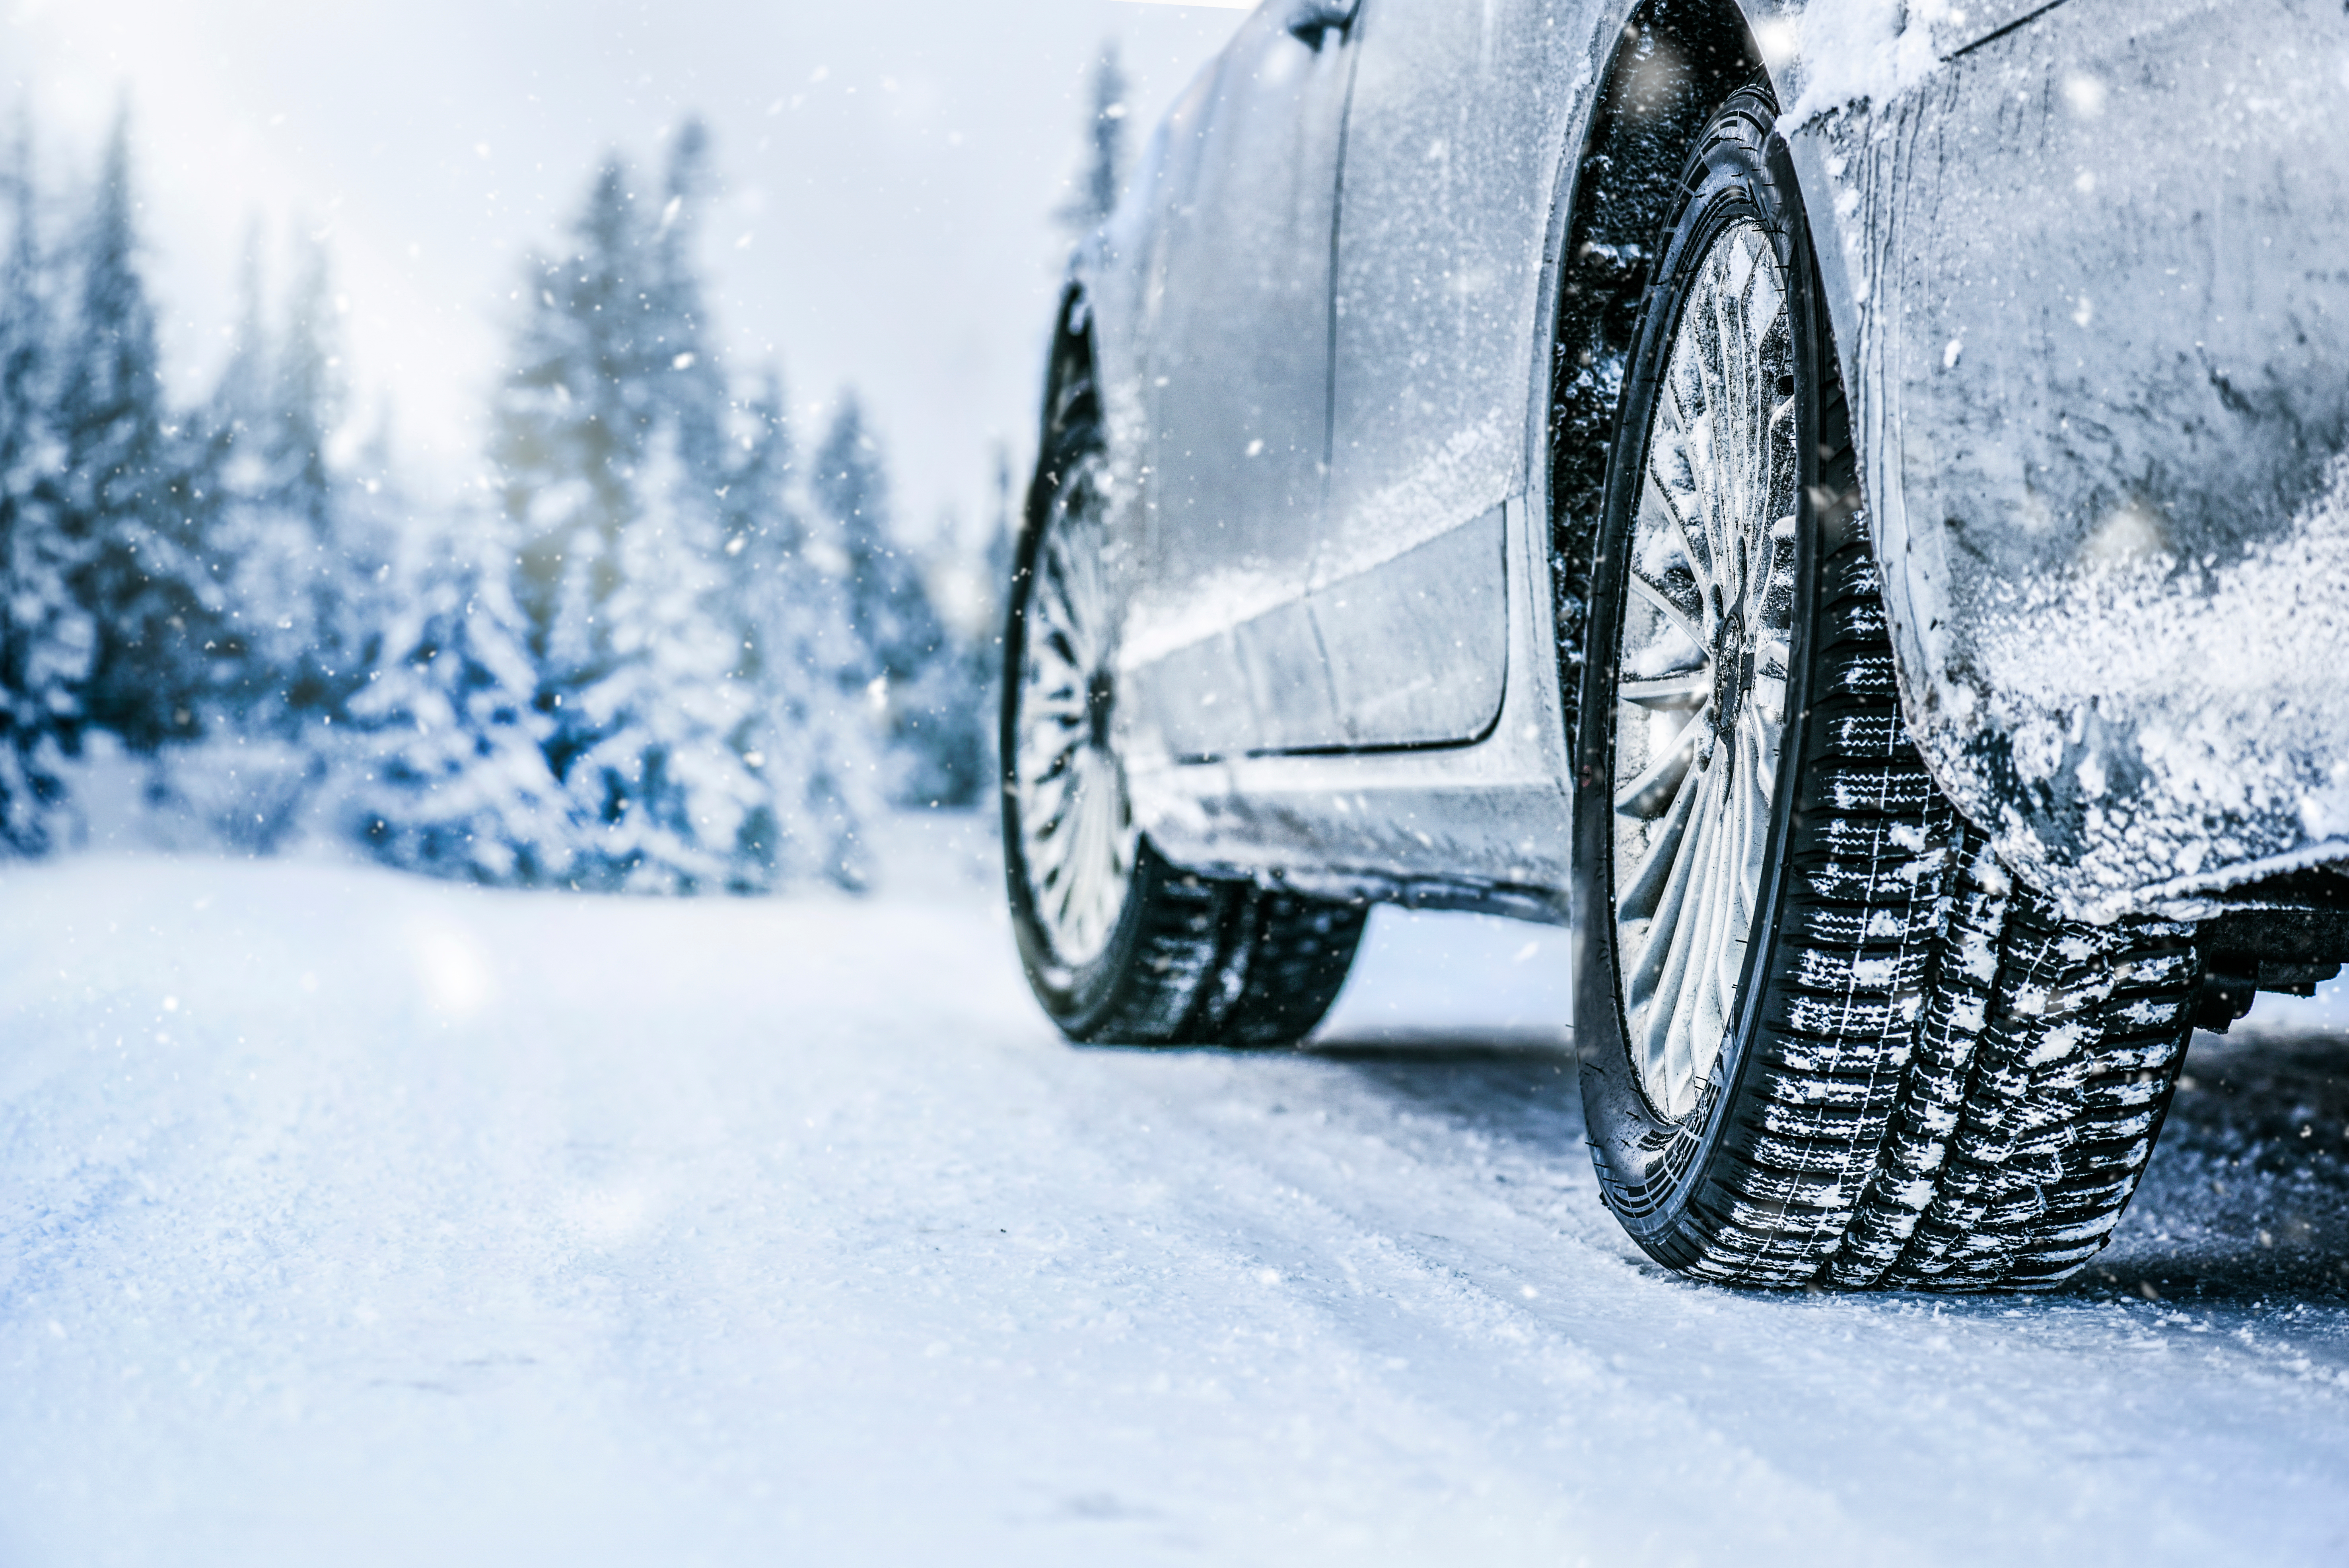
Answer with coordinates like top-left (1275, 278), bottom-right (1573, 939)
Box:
top-left (1571, 88), bottom-right (2201, 1291)
top-left (1002, 308), bottom-right (1366, 1046)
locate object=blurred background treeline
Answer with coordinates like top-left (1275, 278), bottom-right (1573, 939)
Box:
top-left (0, 83), bottom-right (1136, 894)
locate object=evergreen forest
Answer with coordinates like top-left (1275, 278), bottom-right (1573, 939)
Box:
top-left (0, 111), bottom-right (1007, 894)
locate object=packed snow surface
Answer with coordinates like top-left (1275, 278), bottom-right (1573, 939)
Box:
top-left (5, 835), bottom-right (2349, 1565)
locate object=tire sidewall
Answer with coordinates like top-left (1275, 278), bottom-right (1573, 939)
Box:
top-left (1571, 96), bottom-right (1831, 1264)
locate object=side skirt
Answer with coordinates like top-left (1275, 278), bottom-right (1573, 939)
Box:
top-left (1130, 493), bottom-right (1575, 921)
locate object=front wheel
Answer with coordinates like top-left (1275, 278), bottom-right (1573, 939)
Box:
top-left (1001, 319), bottom-right (1364, 1047)
top-left (1572, 89), bottom-right (2200, 1290)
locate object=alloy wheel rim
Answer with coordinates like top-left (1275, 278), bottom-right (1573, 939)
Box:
top-left (1014, 453), bottom-right (1138, 971)
top-left (1610, 218), bottom-right (1801, 1121)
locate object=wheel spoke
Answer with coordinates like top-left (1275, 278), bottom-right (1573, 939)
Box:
top-left (1617, 766), bottom-right (1703, 924)
top-left (1614, 714), bottom-right (1707, 821)
top-left (1639, 757), bottom-right (1725, 1103)
top-left (1673, 760), bottom-right (1736, 1075)
top-left (1618, 668), bottom-right (1711, 711)
top-left (1628, 573), bottom-right (1707, 661)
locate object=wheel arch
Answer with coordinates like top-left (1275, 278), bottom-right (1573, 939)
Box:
top-left (1027, 282), bottom-right (1102, 533)
top-left (1543, 0), bottom-right (1779, 750)
top-left (1540, 0), bottom-right (1903, 737)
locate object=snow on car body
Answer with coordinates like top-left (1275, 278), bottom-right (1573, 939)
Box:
top-left (999, 0), bottom-right (2349, 1289)
top-left (1799, 0), bottom-right (2349, 927)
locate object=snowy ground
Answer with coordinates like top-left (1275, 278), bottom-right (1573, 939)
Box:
top-left (4, 819), bottom-right (2347, 1566)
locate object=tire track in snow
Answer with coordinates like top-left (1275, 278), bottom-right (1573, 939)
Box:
top-left (1012, 1043), bottom-right (1898, 1562)
top-left (0, 855), bottom-right (2345, 1565)
top-left (1032, 1039), bottom-right (2349, 1563)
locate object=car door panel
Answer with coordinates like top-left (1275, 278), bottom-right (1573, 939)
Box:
top-left (1147, 629), bottom-right (1262, 762)
top-left (1235, 598), bottom-right (1342, 754)
top-left (1312, 501), bottom-right (1509, 748)
top-left (1310, 0), bottom-right (1585, 751)
top-left (1124, 9), bottom-right (1357, 759)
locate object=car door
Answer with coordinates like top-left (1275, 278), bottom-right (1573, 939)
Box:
top-left (1309, 0), bottom-right (1580, 748)
top-left (1125, 3), bottom-right (1360, 761)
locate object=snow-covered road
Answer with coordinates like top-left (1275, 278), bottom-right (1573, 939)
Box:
top-left (4, 840), bottom-right (2347, 1565)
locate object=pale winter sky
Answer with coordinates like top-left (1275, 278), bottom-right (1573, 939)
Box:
top-left (0, 0), bottom-right (1252, 546)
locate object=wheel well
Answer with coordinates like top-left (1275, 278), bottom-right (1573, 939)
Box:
top-left (1549, 0), bottom-right (1764, 741)
top-left (1044, 288), bottom-right (1099, 443)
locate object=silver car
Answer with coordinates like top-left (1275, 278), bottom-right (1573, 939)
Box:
top-left (998, 0), bottom-right (2349, 1291)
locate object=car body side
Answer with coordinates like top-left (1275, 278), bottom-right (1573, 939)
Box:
top-left (1061, 0), bottom-right (2349, 934)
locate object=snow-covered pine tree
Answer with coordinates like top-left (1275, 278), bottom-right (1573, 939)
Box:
top-left (495, 127), bottom-right (783, 892)
top-left (903, 516), bottom-right (989, 809)
top-left (1057, 43), bottom-right (1130, 241)
top-left (346, 496), bottom-right (572, 885)
top-left (560, 420), bottom-right (766, 892)
top-left (811, 392), bottom-right (981, 808)
top-left (0, 120), bottom-right (93, 853)
top-left (58, 109), bottom-right (214, 756)
top-left (272, 235), bottom-right (378, 724)
top-left (722, 371), bottom-right (877, 888)
top-left (959, 441), bottom-right (1019, 812)
top-left (197, 229), bottom-right (302, 733)
top-left (498, 156), bottom-right (653, 781)
top-left (201, 230), bottom-right (377, 737)
top-left (648, 120), bottom-right (733, 507)
top-left (153, 225), bottom-right (393, 852)
top-left (982, 441), bottom-right (1017, 624)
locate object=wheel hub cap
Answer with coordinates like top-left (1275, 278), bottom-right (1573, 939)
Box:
top-left (1085, 669), bottom-right (1116, 750)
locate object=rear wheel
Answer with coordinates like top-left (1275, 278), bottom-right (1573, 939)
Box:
top-left (1572, 89), bottom-right (2199, 1290)
top-left (1001, 313), bottom-right (1365, 1046)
